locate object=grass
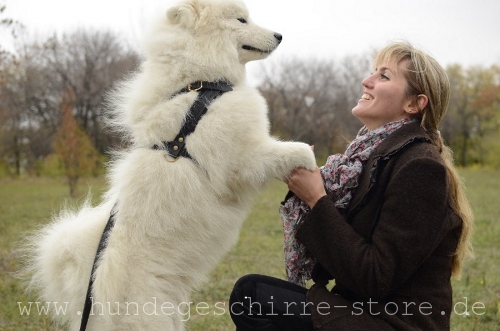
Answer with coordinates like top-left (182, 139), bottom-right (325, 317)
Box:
top-left (449, 168), bottom-right (500, 330)
top-left (1, 168), bottom-right (499, 330)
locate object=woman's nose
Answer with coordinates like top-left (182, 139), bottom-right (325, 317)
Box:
top-left (361, 74), bottom-right (374, 88)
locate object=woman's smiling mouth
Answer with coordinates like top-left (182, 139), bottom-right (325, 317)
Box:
top-left (360, 93), bottom-right (373, 100)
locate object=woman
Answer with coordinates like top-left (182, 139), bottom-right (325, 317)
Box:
top-left (229, 42), bottom-right (473, 331)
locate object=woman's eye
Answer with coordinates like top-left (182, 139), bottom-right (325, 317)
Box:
top-left (381, 74), bottom-right (389, 80)
top-left (237, 18), bottom-right (247, 24)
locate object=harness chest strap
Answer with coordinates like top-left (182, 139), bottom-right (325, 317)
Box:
top-left (153, 80), bottom-right (233, 161)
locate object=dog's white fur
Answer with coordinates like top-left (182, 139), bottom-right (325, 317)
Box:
top-left (23, 0), bottom-right (316, 330)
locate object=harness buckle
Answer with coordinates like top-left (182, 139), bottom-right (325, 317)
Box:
top-left (188, 81), bottom-right (203, 92)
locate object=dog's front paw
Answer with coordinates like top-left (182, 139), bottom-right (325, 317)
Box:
top-left (275, 142), bottom-right (316, 181)
top-left (254, 140), bottom-right (318, 183)
top-left (291, 143), bottom-right (317, 171)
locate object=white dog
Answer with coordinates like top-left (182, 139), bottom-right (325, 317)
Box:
top-left (22, 0), bottom-right (316, 330)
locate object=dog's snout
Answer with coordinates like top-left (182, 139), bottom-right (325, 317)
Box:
top-left (274, 33), bottom-right (282, 44)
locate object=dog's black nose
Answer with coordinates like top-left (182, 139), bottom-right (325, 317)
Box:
top-left (274, 33), bottom-right (282, 44)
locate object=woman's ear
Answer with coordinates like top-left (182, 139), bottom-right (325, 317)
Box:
top-left (416, 94), bottom-right (429, 111)
top-left (405, 94), bottom-right (428, 114)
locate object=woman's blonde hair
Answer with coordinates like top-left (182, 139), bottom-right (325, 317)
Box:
top-left (374, 41), bottom-right (473, 278)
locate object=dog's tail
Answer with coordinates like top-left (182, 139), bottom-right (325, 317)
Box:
top-left (15, 196), bottom-right (113, 326)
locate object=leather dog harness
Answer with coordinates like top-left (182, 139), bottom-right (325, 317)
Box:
top-left (153, 80), bottom-right (233, 161)
top-left (79, 80), bottom-right (232, 331)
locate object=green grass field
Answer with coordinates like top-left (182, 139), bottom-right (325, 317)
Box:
top-left (1, 168), bottom-right (499, 330)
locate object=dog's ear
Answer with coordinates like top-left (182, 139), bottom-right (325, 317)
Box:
top-left (166, 1), bottom-right (199, 29)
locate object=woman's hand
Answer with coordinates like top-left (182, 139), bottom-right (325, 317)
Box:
top-left (287, 166), bottom-right (327, 209)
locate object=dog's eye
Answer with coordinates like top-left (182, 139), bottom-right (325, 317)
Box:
top-left (237, 18), bottom-right (247, 24)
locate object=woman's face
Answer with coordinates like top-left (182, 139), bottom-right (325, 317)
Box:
top-left (352, 59), bottom-right (413, 130)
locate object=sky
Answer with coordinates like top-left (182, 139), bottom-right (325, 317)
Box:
top-left (3, 0), bottom-right (500, 80)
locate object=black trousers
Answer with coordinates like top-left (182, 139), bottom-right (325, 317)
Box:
top-left (229, 274), bottom-right (316, 331)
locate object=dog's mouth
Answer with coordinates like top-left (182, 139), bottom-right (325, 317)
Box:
top-left (242, 45), bottom-right (270, 54)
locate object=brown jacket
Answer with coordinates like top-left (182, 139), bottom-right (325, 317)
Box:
top-left (296, 122), bottom-right (462, 331)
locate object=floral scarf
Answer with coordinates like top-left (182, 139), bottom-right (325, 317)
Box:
top-left (280, 118), bottom-right (415, 286)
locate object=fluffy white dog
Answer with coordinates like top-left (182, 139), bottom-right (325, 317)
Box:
top-left (22, 0), bottom-right (316, 330)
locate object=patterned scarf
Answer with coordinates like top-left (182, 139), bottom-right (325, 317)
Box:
top-left (280, 118), bottom-right (414, 286)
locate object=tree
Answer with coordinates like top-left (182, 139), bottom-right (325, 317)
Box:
top-left (43, 29), bottom-right (140, 153)
top-left (444, 64), bottom-right (500, 166)
top-left (0, 28), bottom-right (139, 176)
top-left (0, 0), bottom-right (23, 37)
top-left (53, 87), bottom-right (99, 196)
top-left (257, 54), bottom-right (370, 157)
top-left (0, 1), bottom-right (27, 176)
top-left (0, 40), bottom-right (63, 176)
top-left (468, 65), bottom-right (500, 164)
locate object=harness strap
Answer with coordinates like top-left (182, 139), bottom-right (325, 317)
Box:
top-left (79, 207), bottom-right (117, 331)
top-left (153, 80), bottom-right (233, 160)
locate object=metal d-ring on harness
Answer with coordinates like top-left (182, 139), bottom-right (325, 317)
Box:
top-left (78, 80), bottom-right (232, 331)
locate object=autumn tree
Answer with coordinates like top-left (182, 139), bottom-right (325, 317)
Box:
top-left (53, 87), bottom-right (99, 196)
top-left (0, 0), bottom-right (23, 37)
top-left (444, 64), bottom-right (500, 166)
top-left (0, 28), bottom-right (139, 176)
top-left (468, 65), bottom-right (500, 165)
top-left (0, 1), bottom-right (26, 176)
top-left (43, 29), bottom-right (139, 153)
top-left (257, 54), bottom-right (370, 157)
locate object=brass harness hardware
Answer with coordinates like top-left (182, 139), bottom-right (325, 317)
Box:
top-left (188, 81), bottom-right (203, 92)
top-left (165, 137), bottom-right (185, 162)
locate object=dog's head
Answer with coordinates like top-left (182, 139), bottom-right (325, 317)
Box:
top-left (144, 0), bottom-right (281, 83)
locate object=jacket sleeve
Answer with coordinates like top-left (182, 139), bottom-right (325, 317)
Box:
top-left (296, 155), bottom-right (450, 300)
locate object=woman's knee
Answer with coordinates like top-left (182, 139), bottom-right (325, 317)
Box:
top-left (229, 274), bottom-right (277, 330)
top-left (230, 274), bottom-right (261, 303)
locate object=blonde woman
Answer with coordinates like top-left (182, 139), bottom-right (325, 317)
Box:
top-left (229, 42), bottom-right (473, 331)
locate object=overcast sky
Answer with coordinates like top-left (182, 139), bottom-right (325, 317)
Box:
top-left (3, 0), bottom-right (500, 77)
